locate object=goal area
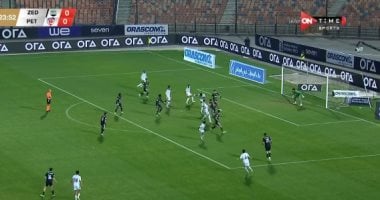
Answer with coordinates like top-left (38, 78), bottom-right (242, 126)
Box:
top-left (274, 65), bottom-right (377, 109)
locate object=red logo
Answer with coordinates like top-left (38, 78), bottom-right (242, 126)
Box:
top-left (47, 17), bottom-right (56, 26)
top-left (300, 11), bottom-right (317, 31)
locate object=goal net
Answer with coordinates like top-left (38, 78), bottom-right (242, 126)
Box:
top-left (275, 65), bottom-right (376, 109)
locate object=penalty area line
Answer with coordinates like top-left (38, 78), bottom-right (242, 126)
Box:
top-left (230, 153), bottom-right (380, 170)
top-left (38, 78), bottom-right (231, 170)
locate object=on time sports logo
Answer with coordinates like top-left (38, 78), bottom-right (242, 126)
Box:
top-left (300, 11), bottom-right (346, 31)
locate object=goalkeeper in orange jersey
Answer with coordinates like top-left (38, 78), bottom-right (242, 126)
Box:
top-left (46, 89), bottom-right (52, 112)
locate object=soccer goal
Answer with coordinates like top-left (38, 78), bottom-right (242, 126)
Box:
top-left (275, 65), bottom-right (376, 109)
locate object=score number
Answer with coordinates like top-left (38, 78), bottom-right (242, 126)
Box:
top-left (57, 8), bottom-right (76, 27)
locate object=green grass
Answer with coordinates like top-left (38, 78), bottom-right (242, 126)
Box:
top-left (0, 49), bottom-right (379, 200)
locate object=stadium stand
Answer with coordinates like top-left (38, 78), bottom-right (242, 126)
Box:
top-left (1, 0), bottom-right (379, 29)
top-left (236, 0), bottom-right (326, 25)
top-left (12, 0), bottom-right (115, 25)
top-left (338, 0), bottom-right (380, 27)
top-left (128, 0), bottom-right (228, 24)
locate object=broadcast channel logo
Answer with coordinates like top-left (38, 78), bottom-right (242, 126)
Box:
top-left (300, 11), bottom-right (346, 31)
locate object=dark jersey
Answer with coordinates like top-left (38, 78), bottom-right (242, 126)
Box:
top-left (209, 102), bottom-right (216, 114)
top-left (143, 81), bottom-right (149, 92)
top-left (115, 95), bottom-right (122, 105)
top-left (213, 112), bottom-right (221, 123)
top-left (100, 114), bottom-right (107, 125)
top-left (211, 91), bottom-right (220, 102)
top-left (45, 171), bottom-right (54, 186)
top-left (156, 96), bottom-right (163, 107)
top-left (263, 136), bottom-right (272, 150)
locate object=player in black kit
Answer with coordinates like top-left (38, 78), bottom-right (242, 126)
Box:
top-left (139, 78), bottom-right (149, 98)
top-left (114, 93), bottom-right (123, 114)
top-left (262, 132), bottom-right (272, 161)
top-left (40, 167), bottom-right (56, 198)
top-left (100, 112), bottom-right (107, 136)
top-left (155, 94), bottom-right (164, 116)
top-left (212, 109), bottom-right (226, 134)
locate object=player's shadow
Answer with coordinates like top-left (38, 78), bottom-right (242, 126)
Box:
top-left (244, 175), bottom-right (253, 187)
top-left (215, 133), bottom-right (224, 143)
top-left (141, 98), bottom-right (149, 104)
top-left (297, 106), bottom-right (306, 111)
top-left (165, 108), bottom-right (170, 116)
top-left (267, 163), bottom-right (276, 175)
top-left (97, 135), bottom-right (104, 143)
top-left (40, 112), bottom-right (48, 120)
top-left (155, 115), bottom-right (161, 124)
top-left (114, 115), bottom-right (119, 122)
top-left (198, 141), bottom-right (207, 150)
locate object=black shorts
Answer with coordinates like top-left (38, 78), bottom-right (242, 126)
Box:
top-left (265, 144), bottom-right (271, 151)
top-left (101, 123), bottom-right (106, 129)
top-left (46, 99), bottom-right (51, 104)
top-left (45, 180), bottom-right (53, 187)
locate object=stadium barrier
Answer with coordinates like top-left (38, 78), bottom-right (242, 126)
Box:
top-left (254, 34), bottom-right (380, 75)
top-left (0, 35), bottom-right (173, 53)
top-left (0, 33), bottom-right (379, 93)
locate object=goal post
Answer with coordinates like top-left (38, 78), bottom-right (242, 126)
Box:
top-left (278, 65), bottom-right (375, 109)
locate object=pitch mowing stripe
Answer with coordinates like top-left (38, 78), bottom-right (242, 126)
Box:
top-left (38, 78), bottom-right (231, 170)
top-left (198, 89), bottom-right (300, 126)
top-left (65, 102), bottom-right (144, 133)
top-left (230, 153), bottom-right (380, 170)
top-left (39, 68), bottom-right (200, 80)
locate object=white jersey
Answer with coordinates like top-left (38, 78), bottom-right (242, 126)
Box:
top-left (140, 72), bottom-right (147, 82)
top-left (199, 122), bottom-right (206, 133)
top-left (165, 88), bottom-right (171, 101)
top-left (72, 174), bottom-right (82, 190)
top-left (202, 102), bottom-right (209, 114)
top-left (240, 152), bottom-right (251, 167)
top-left (185, 86), bottom-right (192, 96)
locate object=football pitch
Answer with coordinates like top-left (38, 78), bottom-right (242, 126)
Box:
top-left (0, 48), bottom-right (379, 200)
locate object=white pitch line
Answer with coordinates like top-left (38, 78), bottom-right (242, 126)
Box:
top-left (299, 119), bottom-right (363, 127)
top-left (65, 102), bottom-right (144, 133)
top-left (198, 89), bottom-right (300, 126)
top-left (39, 78), bottom-right (231, 170)
top-left (39, 68), bottom-right (199, 80)
top-left (231, 153), bottom-right (380, 170)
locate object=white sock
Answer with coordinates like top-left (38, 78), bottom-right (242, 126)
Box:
top-left (208, 115), bottom-right (212, 123)
top-left (191, 96), bottom-right (195, 102)
top-left (186, 98), bottom-right (189, 104)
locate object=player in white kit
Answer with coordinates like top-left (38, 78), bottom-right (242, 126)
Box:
top-left (72, 170), bottom-right (82, 200)
top-left (165, 85), bottom-right (171, 108)
top-left (185, 84), bottom-right (195, 105)
top-left (201, 101), bottom-right (212, 123)
top-left (137, 70), bottom-right (147, 87)
top-left (240, 149), bottom-right (253, 174)
top-left (199, 120), bottom-right (206, 141)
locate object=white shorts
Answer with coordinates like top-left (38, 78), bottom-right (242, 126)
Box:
top-left (243, 161), bottom-right (250, 167)
top-left (73, 184), bottom-right (81, 191)
top-left (199, 129), bottom-right (205, 134)
top-left (166, 97), bottom-right (171, 102)
top-left (186, 92), bottom-right (192, 97)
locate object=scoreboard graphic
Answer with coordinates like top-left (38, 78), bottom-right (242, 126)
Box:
top-left (0, 8), bottom-right (76, 27)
